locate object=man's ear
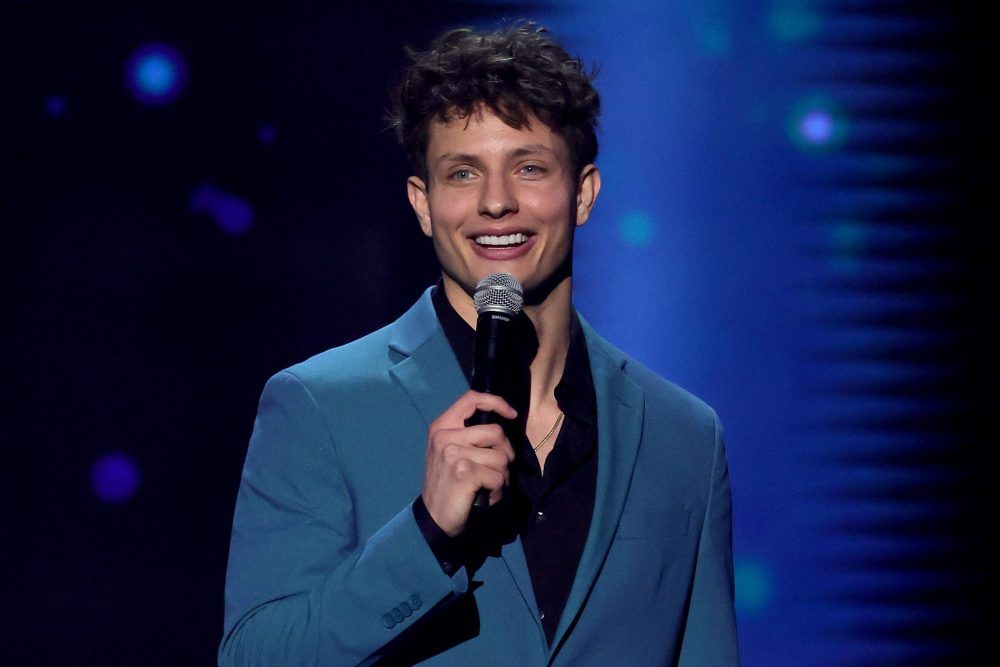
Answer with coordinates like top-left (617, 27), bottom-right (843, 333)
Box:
top-left (575, 164), bottom-right (601, 227)
top-left (407, 176), bottom-right (433, 237)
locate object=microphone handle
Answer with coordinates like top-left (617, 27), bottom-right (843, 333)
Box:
top-left (468, 409), bottom-right (499, 512)
top-left (466, 310), bottom-right (514, 515)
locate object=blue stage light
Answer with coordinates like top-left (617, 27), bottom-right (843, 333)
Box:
top-left (802, 110), bottom-right (833, 142)
top-left (90, 451), bottom-right (141, 504)
top-left (788, 95), bottom-right (848, 152)
top-left (735, 559), bottom-right (772, 616)
top-left (45, 95), bottom-right (66, 117)
top-left (618, 210), bottom-right (655, 247)
top-left (697, 24), bottom-right (730, 56)
top-left (829, 221), bottom-right (868, 272)
top-left (769, 0), bottom-right (822, 42)
top-left (125, 43), bottom-right (188, 106)
top-left (191, 184), bottom-right (254, 235)
top-left (258, 124), bottom-right (278, 144)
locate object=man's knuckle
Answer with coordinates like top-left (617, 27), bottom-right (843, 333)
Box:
top-left (429, 432), bottom-right (446, 451)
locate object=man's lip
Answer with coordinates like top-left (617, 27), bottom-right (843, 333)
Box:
top-left (466, 228), bottom-right (534, 239)
top-left (468, 233), bottom-right (537, 260)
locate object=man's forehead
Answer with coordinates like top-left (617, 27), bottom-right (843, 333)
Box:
top-left (426, 108), bottom-right (567, 160)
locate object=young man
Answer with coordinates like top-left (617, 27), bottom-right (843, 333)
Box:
top-left (221, 24), bottom-right (738, 666)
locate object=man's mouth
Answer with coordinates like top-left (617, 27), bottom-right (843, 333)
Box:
top-left (474, 233), bottom-right (528, 248)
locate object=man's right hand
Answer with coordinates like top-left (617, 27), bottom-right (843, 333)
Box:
top-left (421, 390), bottom-right (517, 537)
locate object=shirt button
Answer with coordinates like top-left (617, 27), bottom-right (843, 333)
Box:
top-left (539, 610), bottom-right (546, 620)
top-left (534, 511), bottom-right (546, 524)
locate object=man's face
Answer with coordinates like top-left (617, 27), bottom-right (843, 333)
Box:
top-left (407, 107), bottom-right (600, 303)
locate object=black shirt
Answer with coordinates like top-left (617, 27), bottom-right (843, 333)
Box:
top-left (413, 284), bottom-right (598, 644)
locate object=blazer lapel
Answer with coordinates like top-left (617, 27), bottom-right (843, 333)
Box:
top-left (387, 288), bottom-right (543, 633)
top-left (549, 323), bottom-right (645, 657)
top-left (501, 536), bottom-right (545, 639)
top-left (387, 291), bottom-right (468, 427)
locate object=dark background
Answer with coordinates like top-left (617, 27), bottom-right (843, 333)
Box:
top-left (4, 1), bottom-right (996, 665)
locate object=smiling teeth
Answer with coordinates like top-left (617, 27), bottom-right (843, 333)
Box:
top-left (475, 233), bottom-right (527, 247)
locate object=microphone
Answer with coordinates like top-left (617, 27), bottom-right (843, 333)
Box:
top-left (466, 273), bottom-right (524, 511)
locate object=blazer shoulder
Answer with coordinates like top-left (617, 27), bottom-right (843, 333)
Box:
top-left (586, 326), bottom-right (719, 432)
top-left (276, 288), bottom-right (438, 391)
top-left (279, 321), bottom-right (397, 390)
top-left (628, 355), bottom-right (717, 426)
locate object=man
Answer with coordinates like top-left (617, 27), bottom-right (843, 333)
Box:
top-left (220, 24), bottom-right (738, 666)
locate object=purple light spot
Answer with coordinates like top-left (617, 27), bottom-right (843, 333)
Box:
top-left (800, 109), bottom-right (834, 144)
top-left (191, 184), bottom-right (254, 235)
top-left (45, 95), bottom-right (66, 117)
top-left (90, 452), bottom-right (141, 504)
top-left (125, 43), bottom-right (188, 106)
top-left (258, 124), bottom-right (277, 144)
top-left (787, 96), bottom-right (848, 152)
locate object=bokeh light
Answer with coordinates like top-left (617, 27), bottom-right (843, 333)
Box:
top-left (125, 43), bottom-right (188, 106)
top-left (45, 95), bottom-right (66, 117)
top-left (697, 25), bottom-right (731, 56)
top-left (788, 95), bottom-right (848, 152)
top-left (90, 451), bottom-right (141, 504)
top-left (735, 558), bottom-right (772, 616)
top-left (191, 184), bottom-right (254, 235)
top-left (802, 110), bottom-right (833, 142)
top-left (258, 124), bottom-right (278, 144)
top-left (769, 0), bottom-right (822, 42)
top-left (617, 210), bottom-right (655, 248)
top-left (829, 220), bottom-right (868, 272)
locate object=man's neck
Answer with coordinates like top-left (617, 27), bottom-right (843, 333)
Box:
top-left (442, 274), bottom-right (572, 408)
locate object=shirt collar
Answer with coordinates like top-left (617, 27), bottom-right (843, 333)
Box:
top-left (431, 280), bottom-right (595, 427)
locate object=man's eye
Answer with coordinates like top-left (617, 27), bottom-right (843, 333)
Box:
top-left (449, 169), bottom-right (473, 181)
top-left (521, 164), bottom-right (546, 176)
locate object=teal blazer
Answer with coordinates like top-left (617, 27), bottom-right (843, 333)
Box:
top-left (220, 289), bottom-right (739, 666)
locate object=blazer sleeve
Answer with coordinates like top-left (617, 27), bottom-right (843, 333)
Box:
top-left (677, 411), bottom-right (740, 666)
top-left (219, 371), bottom-right (469, 666)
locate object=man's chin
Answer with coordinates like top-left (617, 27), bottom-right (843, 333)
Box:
top-left (440, 262), bottom-right (571, 308)
top-left (443, 268), bottom-right (521, 297)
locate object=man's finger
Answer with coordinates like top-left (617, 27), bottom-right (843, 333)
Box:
top-left (443, 444), bottom-right (510, 473)
top-left (449, 390), bottom-right (518, 423)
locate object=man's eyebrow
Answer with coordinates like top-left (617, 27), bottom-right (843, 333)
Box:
top-left (435, 152), bottom-right (480, 166)
top-left (509, 144), bottom-right (554, 157)
top-left (435, 145), bottom-right (555, 166)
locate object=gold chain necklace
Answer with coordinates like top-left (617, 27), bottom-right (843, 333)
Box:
top-left (532, 411), bottom-right (565, 452)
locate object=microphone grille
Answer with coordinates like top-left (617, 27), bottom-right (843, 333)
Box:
top-left (473, 273), bottom-right (524, 315)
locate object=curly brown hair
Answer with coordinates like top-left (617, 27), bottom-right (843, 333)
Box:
top-left (388, 23), bottom-right (601, 182)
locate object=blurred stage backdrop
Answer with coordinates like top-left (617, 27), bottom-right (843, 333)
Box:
top-left (5, 1), bottom-right (995, 664)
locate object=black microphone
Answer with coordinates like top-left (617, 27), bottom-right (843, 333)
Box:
top-left (466, 273), bottom-right (524, 512)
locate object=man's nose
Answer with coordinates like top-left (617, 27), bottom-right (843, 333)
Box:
top-left (478, 176), bottom-right (518, 218)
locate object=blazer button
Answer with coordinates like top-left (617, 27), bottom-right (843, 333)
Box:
top-left (382, 613), bottom-right (396, 629)
top-left (400, 601), bottom-right (413, 617)
top-left (391, 607), bottom-right (405, 623)
top-left (408, 594), bottom-right (422, 610)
